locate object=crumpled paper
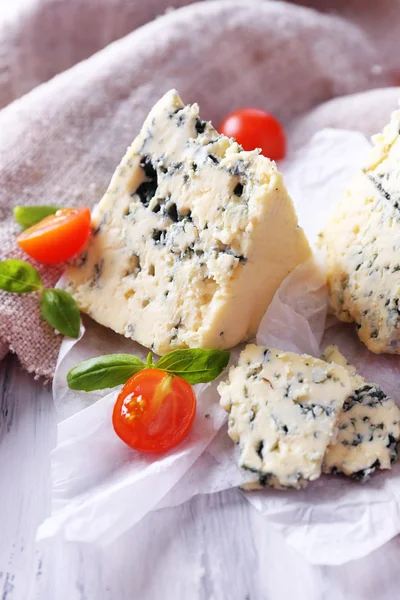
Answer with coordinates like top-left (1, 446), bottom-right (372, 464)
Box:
top-left (37, 128), bottom-right (400, 565)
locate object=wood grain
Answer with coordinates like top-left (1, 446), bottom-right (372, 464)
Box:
top-left (0, 355), bottom-right (56, 600)
top-left (1, 354), bottom-right (400, 600)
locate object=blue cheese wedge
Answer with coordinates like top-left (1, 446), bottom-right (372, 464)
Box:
top-left (318, 108), bottom-right (400, 354)
top-left (322, 345), bottom-right (400, 481)
top-left (65, 90), bottom-right (311, 354)
top-left (218, 345), bottom-right (353, 489)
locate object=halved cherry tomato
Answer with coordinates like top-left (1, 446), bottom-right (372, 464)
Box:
top-left (17, 207), bottom-right (91, 264)
top-left (219, 108), bottom-right (286, 161)
top-left (112, 368), bottom-right (196, 453)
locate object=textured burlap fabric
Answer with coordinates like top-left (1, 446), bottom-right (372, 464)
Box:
top-left (1, 0), bottom-right (399, 378)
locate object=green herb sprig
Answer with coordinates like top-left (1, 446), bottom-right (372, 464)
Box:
top-left (14, 205), bottom-right (60, 230)
top-left (67, 348), bottom-right (231, 391)
top-left (0, 259), bottom-right (80, 338)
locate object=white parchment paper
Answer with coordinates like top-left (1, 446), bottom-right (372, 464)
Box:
top-left (37, 129), bottom-right (400, 565)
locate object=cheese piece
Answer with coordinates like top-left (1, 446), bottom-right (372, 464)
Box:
top-left (318, 108), bottom-right (400, 354)
top-left (218, 345), bottom-right (353, 489)
top-left (65, 90), bottom-right (311, 355)
top-left (322, 345), bottom-right (400, 481)
top-left (322, 344), bottom-right (357, 373)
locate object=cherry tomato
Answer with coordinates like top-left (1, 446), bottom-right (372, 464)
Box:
top-left (219, 108), bottom-right (286, 160)
top-left (17, 207), bottom-right (91, 264)
top-left (112, 369), bottom-right (196, 453)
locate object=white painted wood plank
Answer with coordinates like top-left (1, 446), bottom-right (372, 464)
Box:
top-left (0, 355), bottom-right (56, 600)
top-left (35, 491), bottom-right (400, 600)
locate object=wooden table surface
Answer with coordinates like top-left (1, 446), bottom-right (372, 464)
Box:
top-left (1, 353), bottom-right (400, 600)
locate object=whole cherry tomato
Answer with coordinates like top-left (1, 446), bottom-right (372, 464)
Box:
top-left (17, 207), bottom-right (91, 264)
top-left (112, 368), bottom-right (196, 453)
top-left (219, 108), bottom-right (286, 161)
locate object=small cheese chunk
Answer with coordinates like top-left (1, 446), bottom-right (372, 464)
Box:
top-left (323, 345), bottom-right (400, 481)
top-left (318, 108), bottom-right (400, 354)
top-left (65, 90), bottom-right (311, 354)
top-left (322, 344), bottom-right (357, 373)
top-left (218, 345), bottom-right (353, 489)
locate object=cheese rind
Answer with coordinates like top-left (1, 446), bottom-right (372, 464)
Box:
top-left (322, 345), bottom-right (400, 480)
top-left (318, 108), bottom-right (400, 354)
top-left (65, 90), bottom-right (311, 354)
top-left (218, 345), bottom-right (352, 489)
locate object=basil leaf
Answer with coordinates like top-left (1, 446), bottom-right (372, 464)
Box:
top-left (155, 348), bottom-right (230, 384)
top-left (40, 289), bottom-right (80, 338)
top-left (67, 354), bottom-right (145, 391)
top-left (14, 205), bottom-right (59, 229)
top-left (0, 259), bottom-right (43, 293)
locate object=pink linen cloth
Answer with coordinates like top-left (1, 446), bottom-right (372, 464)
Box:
top-left (0, 0), bottom-right (399, 378)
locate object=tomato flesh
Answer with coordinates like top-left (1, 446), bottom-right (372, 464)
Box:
top-left (219, 108), bottom-right (286, 161)
top-left (112, 369), bottom-right (196, 453)
top-left (17, 207), bottom-right (91, 264)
